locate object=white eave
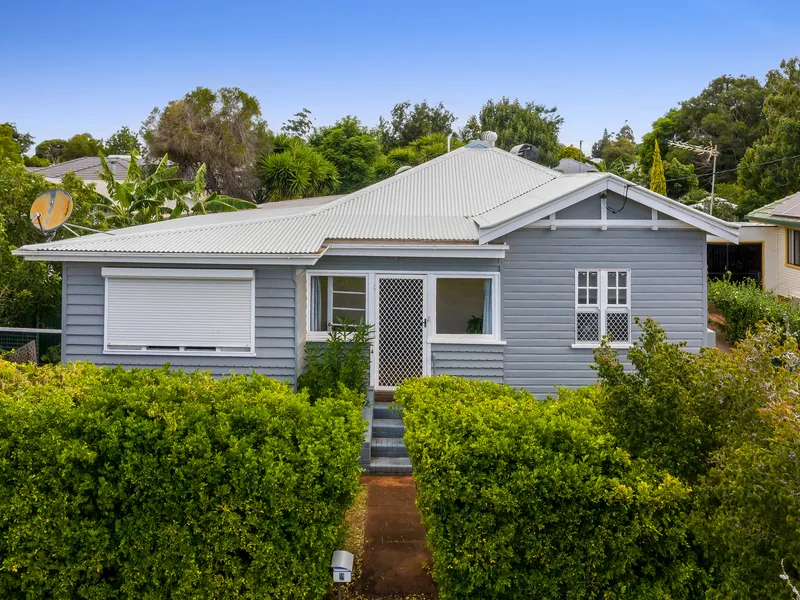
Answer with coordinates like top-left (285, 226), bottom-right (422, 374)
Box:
top-left (12, 249), bottom-right (325, 265)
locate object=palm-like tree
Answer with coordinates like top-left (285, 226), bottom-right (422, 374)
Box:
top-left (256, 135), bottom-right (339, 202)
top-left (96, 151), bottom-right (256, 228)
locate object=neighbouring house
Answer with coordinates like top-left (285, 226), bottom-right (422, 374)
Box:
top-left (745, 192), bottom-right (800, 298)
top-left (15, 139), bottom-right (738, 470)
top-left (27, 155), bottom-right (139, 196)
top-left (707, 222), bottom-right (776, 289)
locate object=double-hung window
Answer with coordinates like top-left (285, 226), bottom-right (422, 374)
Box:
top-left (103, 268), bottom-right (255, 354)
top-left (308, 275), bottom-right (367, 332)
top-left (575, 269), bottom-right (631, 346)
top-left (788, 229), bottom-right (800, 267)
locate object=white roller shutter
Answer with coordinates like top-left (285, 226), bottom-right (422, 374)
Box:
top-left (102, 268), bottom-right (254, 353)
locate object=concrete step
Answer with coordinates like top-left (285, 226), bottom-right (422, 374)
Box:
top-left (372, 418), bottom-right (405, 438)
top-left (371, 436), bottom-right (408, 458)
top-left (373, 402), bottom-right (403, 420)
top-left (370, 456), bottom-right (412, 474)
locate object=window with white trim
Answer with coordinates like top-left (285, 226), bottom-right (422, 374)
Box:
top-left (435, 277), bottom-right (495, 336)
top-left (789, 229), bottom-right (800, 267)
top-left (575, 269), bottom-right (631, 345)
top-left (309, 275), bottom-right (367, 332)
top-left (103, 268), bottom-right (255, 354)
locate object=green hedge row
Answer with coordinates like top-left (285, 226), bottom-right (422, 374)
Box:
top-left (395, 377), bottom-right (703, 600)
top-left (0, 361), bottom-right (365, 599)
top-left (708, 277), bottom-right (800, 341)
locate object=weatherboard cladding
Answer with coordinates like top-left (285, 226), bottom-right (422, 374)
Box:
top-left (500, 227), bottom-right (707, 398)
top-left (62, 263), bottom-right (297, 384)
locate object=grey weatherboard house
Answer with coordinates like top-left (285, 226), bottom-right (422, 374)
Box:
top-left (15, 139), bottom-right (739, 472)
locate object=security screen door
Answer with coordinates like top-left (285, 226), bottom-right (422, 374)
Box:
top-left (376, 276), bottom-right (426, 388)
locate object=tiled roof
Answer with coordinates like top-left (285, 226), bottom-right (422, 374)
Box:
top-left (26, 156), bottom-right (136, 180)
top-left (747, 192), bottom-right (800, 226)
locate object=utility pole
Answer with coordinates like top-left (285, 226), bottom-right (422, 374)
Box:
top-left (666, 140), bottom-right (720, 215)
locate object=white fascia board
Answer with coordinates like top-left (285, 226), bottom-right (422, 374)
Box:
top-left (12, 250), bottom-right (323, 265)
top-left (323, 243), bottom-right (507, 259)
top-left (478, 175), bottom-right (739, 244)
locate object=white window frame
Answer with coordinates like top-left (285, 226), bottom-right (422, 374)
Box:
top-left (428, 273), bottom-right (503, 345)
top-left (572, 268), bottom-right (631, 349)
top-left (102, 267), bottom-right (256, 356)
top-left (788, 228), bottom-right (800, 267)
top-left (305, 271), bottom-right (374, 342)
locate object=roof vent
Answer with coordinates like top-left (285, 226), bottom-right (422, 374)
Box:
top-left (395, 165), bottom-right (413, 175)
top-left (511, 143), bottom-right (541, 163)
top-left (480, 131), bottom-right (498, 146)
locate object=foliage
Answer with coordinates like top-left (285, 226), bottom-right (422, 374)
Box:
top-left (376, 100), bottom-right (456, 150)
top-left (0, 159), bottom-right (101, 327)
top-left (309, 116), bottom-right (383, 193)
top-left (739, 58), bottom-right (800, 204)
top-left (0, 124), bottom-right (23, 164)
top-left (60, 133), bottom-right (104, 162)
top-left (595, 157), bottom-right (629, 177)
top-left (371, 133), bottom-right (466, 181)
top-left (282, 107), bottom-right (314, 139)
top-left (256, 134), bottom-right (339, 201)
top-left (0, 361), bottom-right (364, 599)
top-left (663, 157), bottom-right (698, 198)
top-left (142, 86), bottom-right (270, 199)
top-left (600, 124), bottom-right (637, 166)
top-left (708, 277), bottom-right (800, 341)
top-left (298, 320), bottom-right (373, 403)
top-left (396, 377), bottom-right (703, 600)
top-left (649, 140), bottom-right (667, 195)
top-left (34, 138), bottom-right (67, 163)
top-left (683, 193), bottom-right (741, 222)
top-left (591, 128), bottom-right (612, 158)
top-left (557, 144), bottom-right (588, 162)
top-left (97, 151), bottom-right (255, 228)
top-left (23, 155), bottom-right (49, 168)
top-left (104, 126), bottom-right (141, 155)
top-left (461, 97), bottom-right (563, 166)
top-left (0, 122), bottom-right (34, 154)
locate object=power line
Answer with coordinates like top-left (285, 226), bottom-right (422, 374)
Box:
top-left (662, 152), bottom-right (800, 184)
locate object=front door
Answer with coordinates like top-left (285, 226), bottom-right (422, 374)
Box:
top-left (376, 275), bottom-right (426, 388)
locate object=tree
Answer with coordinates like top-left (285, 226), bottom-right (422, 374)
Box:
top-left (60, 133), bottom-right (104, 162)
top-left (1, 123), bottom-right (34, 155)
top-left (308, 116), bottom-right (382, 193)
top-left (282, 108), bottom-right (314, 140)
top-left (461, 97), bottom-right (563, 166)
top-left (617, 122), bottom-right (634, 142)
top-left (650, 140), bottom-right (667, 195)
top-left (97, 151), bottom-right (256, 228)
top-left (370, 133), bottom-right (466, 182)
top-left (591, 128), bottom-right (612, 158)
top-left (105, 126), bottom-right (141, 155)
top-left (256, 135), bottom-right (339, 202)
top-left (558, 145), bottom-right (589, 162)
top-left (142, 87), bottom-right (270, 199)
top-left (376, 100), bottom-right (456, 150)
top-left (0, 124), bottom-right (23, 164)
top-left (738, 58), bottom-right (800, 204)
top-left (35, 139), bottom-right (67, 163)
top-left (601, 135), bottom-right (636, 165)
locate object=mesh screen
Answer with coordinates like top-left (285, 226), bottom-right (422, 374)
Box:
top-left (378, 278), bottom-right (424, 387)
top-left (606, 311), bottom-right (630, 343)
top-left (576, 310), bottom-right (600, 342)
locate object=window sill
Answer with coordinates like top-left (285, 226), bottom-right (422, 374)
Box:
top-left (103, 349), bottom-right (257, 358)
top-left (571, 342), bottom-right (632, 349)
top-left (429, 337), bottom-right (506, 346)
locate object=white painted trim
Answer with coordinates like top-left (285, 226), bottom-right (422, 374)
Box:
top-left (574, 268), bottom-right (631, 345)
top-left (14, 250), bottom-right (322, 265)
top-left (324, 243), bottom-right (508, 258)
top-left (430, 337), bottom-right (507, 345)
top-left (428, 273), bottom-right (502, 342)
top-left (524, 220), bottom-right (693, 230)
top-left (571, 343), bottom-right (632, 349)
top-left (101, 267), bottom-right (254, 280)
top-left (103, 349), bottom-right (258, 358)
top-left (0, 327), bottom-right (62, 334)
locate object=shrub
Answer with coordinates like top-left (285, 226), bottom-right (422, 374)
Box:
top-left (396, 376), bottom-right (703, 600)
top-left (708, 277), bottom-right (800, 341)
top-left (298, 319), bottom-right (372, 402)
top-left (0, 361), bottom-right (365, 599)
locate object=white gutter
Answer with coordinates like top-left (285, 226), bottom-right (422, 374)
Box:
top-left (11, 249), bottom-right (324, 265)
top-left (323, 243), bottom-right (508, 259)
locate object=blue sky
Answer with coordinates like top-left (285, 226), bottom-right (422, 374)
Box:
top-left (2, 0), bottom-right (798, 152)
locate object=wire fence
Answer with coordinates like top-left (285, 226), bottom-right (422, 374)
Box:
top-left (0, 328), bottom-right (62, 364)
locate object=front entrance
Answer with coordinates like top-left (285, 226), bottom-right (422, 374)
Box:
top-left (376, 275), bottom-right (427, 389)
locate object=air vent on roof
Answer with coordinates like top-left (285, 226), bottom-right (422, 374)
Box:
top-left (480, 131), bottom-right (498, 146)
top-left (395, 165), bottom-right (412, 175)
top-left (511, 143), bottom-right (541, 163)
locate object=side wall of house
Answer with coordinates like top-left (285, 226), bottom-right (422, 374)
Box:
top-left (776, 225), bottom-right (800, 298)
top-left (500, 227), bottom-right (708, 398)
top-left (62, 263), bottom-right (297, 384)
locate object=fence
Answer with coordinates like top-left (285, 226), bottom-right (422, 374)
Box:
top-left (0, 327), bottom-right (62, 364)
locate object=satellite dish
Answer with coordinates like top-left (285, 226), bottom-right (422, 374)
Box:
top-left (30, 189), bottom-right (73, 234)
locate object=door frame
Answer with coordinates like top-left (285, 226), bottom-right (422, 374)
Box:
top-left (374, 273), bottom-right (430, 391)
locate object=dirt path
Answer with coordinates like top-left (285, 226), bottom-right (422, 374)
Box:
top-left (357, 475), bottom-right (437, 598)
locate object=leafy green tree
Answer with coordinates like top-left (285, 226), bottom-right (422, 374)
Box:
top-left (461, 97), bottom-right (563, 166)
top-left (650, 140), bottom-right (667, 195)
top-left (370, 133), bottom-right (465, 182)
top-left (256, 135), bottom-right (339, 201)
top-left (0, 124), bottom-right (23, 164)
top-left (97, 152), bottom-right (255, 228)
top-left (282, 108), bottom-right (314, 140)
top-left (601, 136), bottom-right (636, 165)
top-left (739, 58), bottom-right (800, 204)
top-left (376, 100), bottom-right (456, 150)
top-left (557, 145), bottom-right (589, 162)
top-left (142, 86), bottom-right (270, 199)
top-left (308, 116), bottom-right (382, 193)
top-left (591, 128), bottom-right (612, 158)
top-left (34, 139), bottom-right (67, 163)
top-left (104, 126), bottom-right (141, 155)
top-left (23, 156), bottom-right (49, 168)
top-left (60, 133), bottom-right (104, 161)
top-left (1, 123), bottom-right (34, 155)
top-left (596, 157), bottom-right (629, 177)
top-left (617, 122), bottom-right (634, 142)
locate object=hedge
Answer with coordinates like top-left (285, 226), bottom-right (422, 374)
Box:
top-left (395, 376), bottom-right (703, 600)
top-left (708, 277), bottom-right (800, 341)
top-left (0, 361), bottom-right (365, 599)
